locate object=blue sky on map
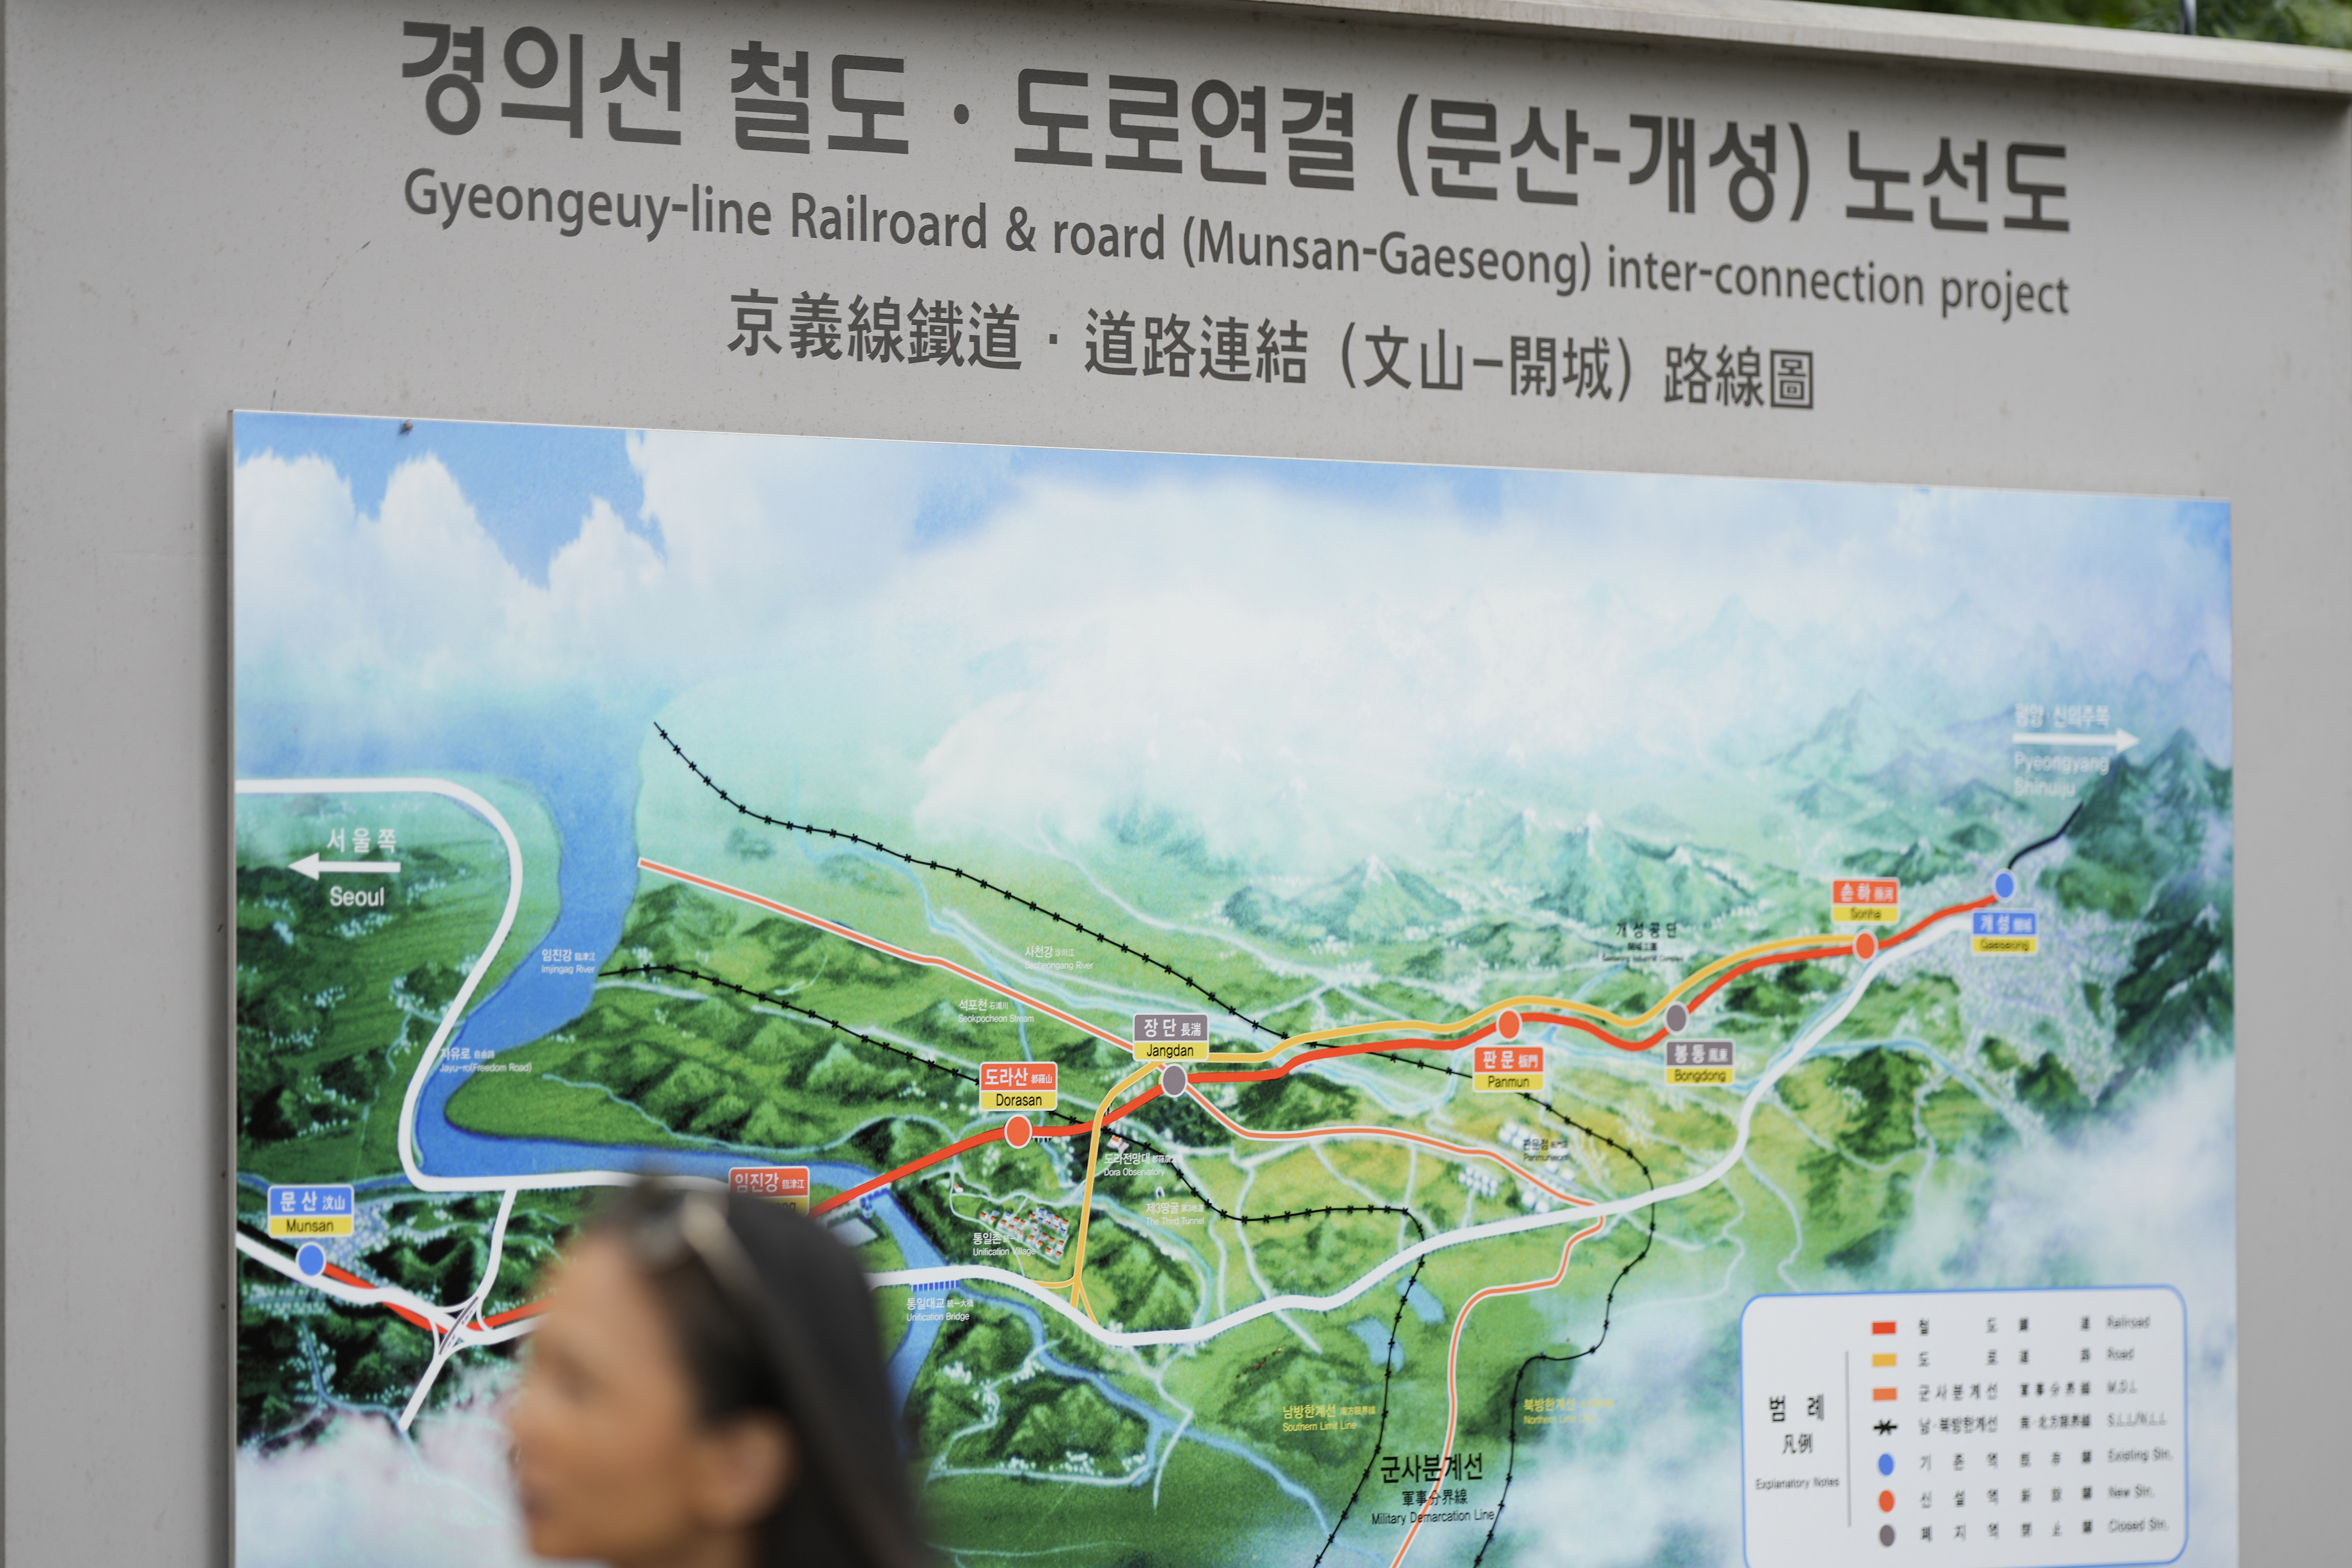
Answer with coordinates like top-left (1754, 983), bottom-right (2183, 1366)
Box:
top-left (234, 415), bottom-right (2230, 855)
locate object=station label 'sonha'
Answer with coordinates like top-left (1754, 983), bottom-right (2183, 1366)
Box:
top-left (1832, 878), bottom-right (1900, 923)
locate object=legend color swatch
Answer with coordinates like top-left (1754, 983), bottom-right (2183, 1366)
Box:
top-left (1740, 1287), bottom-right (2187, 1568)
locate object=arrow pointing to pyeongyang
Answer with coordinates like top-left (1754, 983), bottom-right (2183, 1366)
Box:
top-left (290, 854), bottom-right (403, 881)
top-left (2011, 729), bottom-right (2137, 753)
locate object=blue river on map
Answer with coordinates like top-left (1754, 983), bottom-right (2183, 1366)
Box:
top-left (352, 743), bottom-right (963, 1396)
top-left (251, 734), bottom-right (1326, 1506)
top-left (423, 758), bottom-right (1318, 1514)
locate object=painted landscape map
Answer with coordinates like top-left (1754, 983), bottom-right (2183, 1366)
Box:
top-left (234, 415), bottom-right (2234, 1568)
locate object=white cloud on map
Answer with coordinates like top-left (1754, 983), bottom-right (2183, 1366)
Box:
top-left (235, 430), bottom-right (2230, 861)
top-left (1493, 1057), bottom-right (2239, 1568)
top-left (1483, 1302), bottom-right (1745, 1566)
top-left (234, 1368), bottom-right (534, 1568)
top-left (1891, 1057), bottom-right (2240, 1566)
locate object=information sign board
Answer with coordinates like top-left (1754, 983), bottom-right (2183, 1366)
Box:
top-left (8, 2), bottom-right (2347, 1566)
top-left (231, 411), bottom-right (2234, 1567)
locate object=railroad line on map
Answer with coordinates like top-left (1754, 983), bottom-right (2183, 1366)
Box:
top-left (653, 723), bottom-right (1281, 1037)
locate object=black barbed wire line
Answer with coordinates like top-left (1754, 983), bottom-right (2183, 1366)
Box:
top-left (1334, 1049), bottom-right (1661, 1567)
top-left (598, 960), bottom-right (1432, 1245)
top-left (649, 723), bottom-right (1280, 1037)
top-left (1467, 1202), bottom-right (1658, 1567)
top-left (1305, 1254), bottom-right (1433, 1568)
top-left (612, 957), bottom-right (1662, 1564)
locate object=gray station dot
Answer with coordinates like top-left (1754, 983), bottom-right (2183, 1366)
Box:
top-left (1878, 1525), bottom-right (1896, 1547)
top-left (1160, 1063), bottom-right (1189, 1098)
top-left (1664, 1001), bottom-right (1689, 1034)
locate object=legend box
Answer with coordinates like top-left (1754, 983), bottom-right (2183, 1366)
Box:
top-left (1741, 1286), bottom-right (2186, 1568)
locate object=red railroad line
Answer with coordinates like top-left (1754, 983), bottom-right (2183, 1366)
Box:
top-left (813, 892), bottom-right (1992, 1216)
top-left (370, 891), bottom-right (2005, 1321)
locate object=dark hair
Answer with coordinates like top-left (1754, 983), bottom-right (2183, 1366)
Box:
top-left (587, 1185), bottom-right (929, 1568)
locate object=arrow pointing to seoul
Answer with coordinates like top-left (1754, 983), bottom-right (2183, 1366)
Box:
top-left (290, 854), bottom-right (403, 881)
top-left (2010, 729), bottom-right (2138, 753)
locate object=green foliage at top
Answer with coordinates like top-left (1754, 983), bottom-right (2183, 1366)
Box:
top-left (1831, 0), bottom-right (2352, 49)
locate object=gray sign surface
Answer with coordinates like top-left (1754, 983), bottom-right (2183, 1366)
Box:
top-left (4, 2), bottom-right (2347, 1565)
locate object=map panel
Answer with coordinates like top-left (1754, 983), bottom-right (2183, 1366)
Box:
top-left (232, 413), bottom-right (2235, 1568)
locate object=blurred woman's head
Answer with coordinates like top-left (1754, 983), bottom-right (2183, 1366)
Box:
top-left (507, 1184), bottom-right (925, 1568)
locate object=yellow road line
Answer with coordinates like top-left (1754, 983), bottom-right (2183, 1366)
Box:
top-left (1033, 1062), bottom-right (1156, 1293)
top-left (1022, 929), bottom-right (1847, 1302)
top-left (1196, 930), bottom-right (1847, 1062)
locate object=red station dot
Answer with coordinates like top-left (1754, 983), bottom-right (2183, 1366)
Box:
top-left (1497, 1009), bottom-right (1523, 1040)
top-left (1006, 1114), bottom-right (1032, 1149)
top-left (1878, 1491), bottom-right (1896, 1513)
top-left (1854, 931), bottom-right (1880, 962)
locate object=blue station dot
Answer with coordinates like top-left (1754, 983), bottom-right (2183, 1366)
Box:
top-left (1877, 1452), bottom-right (1895, 1476)
top-left (1993, 869), bottom-right (2018, 901)
top-left (297, 1242), bottom-right (326, 1277)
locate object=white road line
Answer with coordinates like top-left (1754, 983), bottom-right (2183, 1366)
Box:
top-left (1192, 1095), bottom-right (1596, 1208)
top-left (238, 776), bottom-right (648, 1420)
top-left (236, 777), bottom-right (647, 1195)
top-left (234, 1232), bottom-right (455, 1332)
top-left (399, 1187), bottom-right (519, 1431)
top-left (637, 858), bottom-right (1134, 1052)
top-left (237, 1229), bottom-right (550, 1345)
top-left (232, 800), bottom-right (1954, 1404)
top-left (868, 929), bottom-right (1944, 1350)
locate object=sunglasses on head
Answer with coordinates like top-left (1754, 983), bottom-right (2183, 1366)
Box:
top-left (614, 1183), bottom-right (921, 1568)
top-left (626, 1185), bottom-right (772, 1327)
